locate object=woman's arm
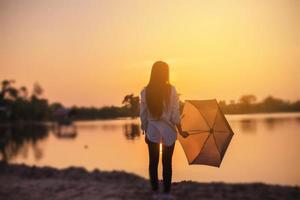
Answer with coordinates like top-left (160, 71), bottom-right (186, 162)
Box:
top-left (171, 86), bottom-right (189, 138)
top-left (176, 123), bottom-right (189, 138)
top-left (140, 89), bottom-right (148, 134)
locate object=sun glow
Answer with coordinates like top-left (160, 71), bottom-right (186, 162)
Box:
top-left (1, 0), bottom-right (299, 106)
top-left (159, 143), bottom-right (162, 154)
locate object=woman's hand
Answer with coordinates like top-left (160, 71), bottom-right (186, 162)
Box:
top-left (176, 123), bottom-right (189, 138)
top-left (180, 131), bottom-right (189, 138)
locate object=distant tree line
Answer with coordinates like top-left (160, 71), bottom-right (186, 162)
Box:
top-left (0, 80), bottom-right (50, 121)
top-left (219, 94), bottom-right (300, 114)
top-left (1, 79), bottom-right (300, 122)
top-left (0, 79), bottom-right (133, 122)
top-left (69, 106), bottom-right (130, 120)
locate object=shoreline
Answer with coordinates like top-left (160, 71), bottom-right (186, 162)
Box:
top-left (1, 111), bottom-right (300, 126)
top-left (0, 162), bottom-right (299, 200)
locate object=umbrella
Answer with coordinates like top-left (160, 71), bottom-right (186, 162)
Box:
top-left (178, 99), bottom-right (234, 167)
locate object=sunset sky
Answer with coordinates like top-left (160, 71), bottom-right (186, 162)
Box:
top-left (1, 0), bottom-right (299, 107)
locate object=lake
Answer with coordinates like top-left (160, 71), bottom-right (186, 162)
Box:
top-left (1, 112), bottom-right (300, 186)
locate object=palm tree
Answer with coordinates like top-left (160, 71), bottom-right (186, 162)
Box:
top-left (32, 82), bottom-right (43, 99)
top-left (239, 95), bottom-right (257, 105)
top-left (19, 86), bottom-right (28, 100)
top-left (122, 94), bottom-right (140, 118)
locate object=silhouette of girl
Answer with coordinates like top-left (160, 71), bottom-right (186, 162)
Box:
top-left (140, 61), bottom-right (188, 198)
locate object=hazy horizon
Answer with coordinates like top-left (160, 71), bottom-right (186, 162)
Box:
top-left (1, 0), bottom-right (299, 107)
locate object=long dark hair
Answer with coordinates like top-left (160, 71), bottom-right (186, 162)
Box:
top-left (146, 61), bottom-right (171, 119)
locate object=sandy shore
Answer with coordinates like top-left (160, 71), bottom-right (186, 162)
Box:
top-left (0, 162), bottom-right (299, 200)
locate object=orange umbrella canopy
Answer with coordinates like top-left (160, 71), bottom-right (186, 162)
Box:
top-left (178, 100), bottom-right (234, 167)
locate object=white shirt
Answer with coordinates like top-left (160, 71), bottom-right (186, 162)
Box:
top-left (140, 85), bottom-right (181, 146)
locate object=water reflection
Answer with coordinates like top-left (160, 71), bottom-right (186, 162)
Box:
top-left (100, 124), bottom-right (120, 131)
top-left (265, 117), bottom-right (300, 130)
top-left (1, 113), bottom-right (300, 185)
top-left (0, 124), bottom-right (49, 162)
top-left (53, 124), bottom-right (77, 139)
top-left (263, 118), bottom-right (281, 130)
top-left (296, 117), bottom-right (300, 123)
top-left (0, 121), bottom-right (140, 163)
top-left (123, 123), bottom-right (141, 140)
top-left (1, 115), bottom-right (300, 163)
top-left (240, 119), bottom-right (257, 133)
top-left (237, 115), bottom-right (300, 133)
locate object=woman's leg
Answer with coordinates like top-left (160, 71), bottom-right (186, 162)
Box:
top-left (146, 137), bottom-right (160, 191)
top-left (162, 142), bottom-right (175, 193)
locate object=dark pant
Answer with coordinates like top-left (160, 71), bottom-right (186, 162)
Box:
top-left (146, 137), bottom-right (175, 193)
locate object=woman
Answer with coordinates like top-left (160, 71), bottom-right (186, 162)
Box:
top-left (140, 61), bottom-right (188, 197)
